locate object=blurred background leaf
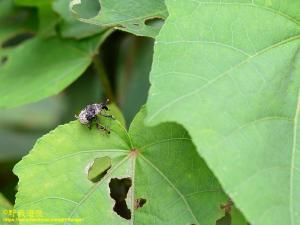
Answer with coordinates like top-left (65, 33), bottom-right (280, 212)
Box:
top-left (0, 0), bottom-right (37, 47)
top-left (0, 33), bottom-right (110, 108)
top-left (52, 0), bottom-right (105, 39)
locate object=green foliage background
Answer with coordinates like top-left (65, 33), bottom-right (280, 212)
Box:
top-left (0, 0), bottom-right (299, 225)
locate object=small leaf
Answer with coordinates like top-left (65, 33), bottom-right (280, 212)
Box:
top-left (70, 0), bottom-right (168, 37)
top-left (14, 108), bottom-right (228, 225)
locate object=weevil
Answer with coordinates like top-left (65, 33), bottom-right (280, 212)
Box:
top-left (75, 99), bottom-right (114, 133)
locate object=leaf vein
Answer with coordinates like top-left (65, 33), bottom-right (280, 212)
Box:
top-left (149, 35), bottom-right (300, 122)
top-left (139, 153), bottom-right (199, 224)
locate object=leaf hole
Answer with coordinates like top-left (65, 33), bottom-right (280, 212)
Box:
top-left (215, 199), bottom-right (234, 225)
top-left (87, 156), bottom-right (111, 183)
top-left (109, 177), bottom-right (132, 220)
top-left (220, 199), bottom-right (233, 213)
top-left (2, 32), bottom-right (34, 48)
top-left (144, 17), bottom-right (165, 29)
top-left (134, 198), bottom-right (146, 210)
top-left (72, 0), bottom-right (101, 19)
top-left (215, 213), bottom-right (231, 225)
top-left (1, 56), bottom-right (8, 66)
top-left (116, 24), bottom-right (126, 29)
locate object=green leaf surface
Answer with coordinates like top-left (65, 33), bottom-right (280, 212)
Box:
top-left (108, 103), bottom-right (126, 128)
top-left (14, 108), bottom-right (228, 225)
top-left (53, 0), bottom-right (106, 39)
top-left (146, 0), bottom-right (300, 225)
top-left (70, 0), bottom-right (168, 38)
top-left (0, 30), bottom-right (112, 109)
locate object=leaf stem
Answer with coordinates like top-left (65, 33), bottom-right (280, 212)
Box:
top-left (92, 55), bottom-right (115, 102)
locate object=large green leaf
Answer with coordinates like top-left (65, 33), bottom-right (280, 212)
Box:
top-left (0, 30), bottom-right (112, 109)
top-left (146, 0), bottom-right (300, 225)
top-left (14, 108), bottom-right (228, 225)
top-left (70, 0), bottom-right (167, 38)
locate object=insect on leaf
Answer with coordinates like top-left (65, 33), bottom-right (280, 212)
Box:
top-left (14, 108), bottom-right (231, 225)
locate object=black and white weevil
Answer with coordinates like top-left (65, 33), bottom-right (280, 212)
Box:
top-left (75, 99), bottom-right (115, 133)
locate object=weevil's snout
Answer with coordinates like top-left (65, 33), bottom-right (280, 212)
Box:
top-left (102, 98), bottom-right (109, 110)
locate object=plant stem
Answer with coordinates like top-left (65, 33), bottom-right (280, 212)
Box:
top-left (92, 55), bottom-right (115, 102)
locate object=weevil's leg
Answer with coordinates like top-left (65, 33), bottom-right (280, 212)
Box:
top-left (96, 123), bottom-right (110, 134)
top-left (88, 118), bottom-right (97, 130)
top-left (87, 122), bottom-right (92, 130)
top-left (100, 112), bottom-right (115, 120)
top-left (95, 117), bottom-right (110, 133)
top-left (97, 124), bottom-right (110, 134)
